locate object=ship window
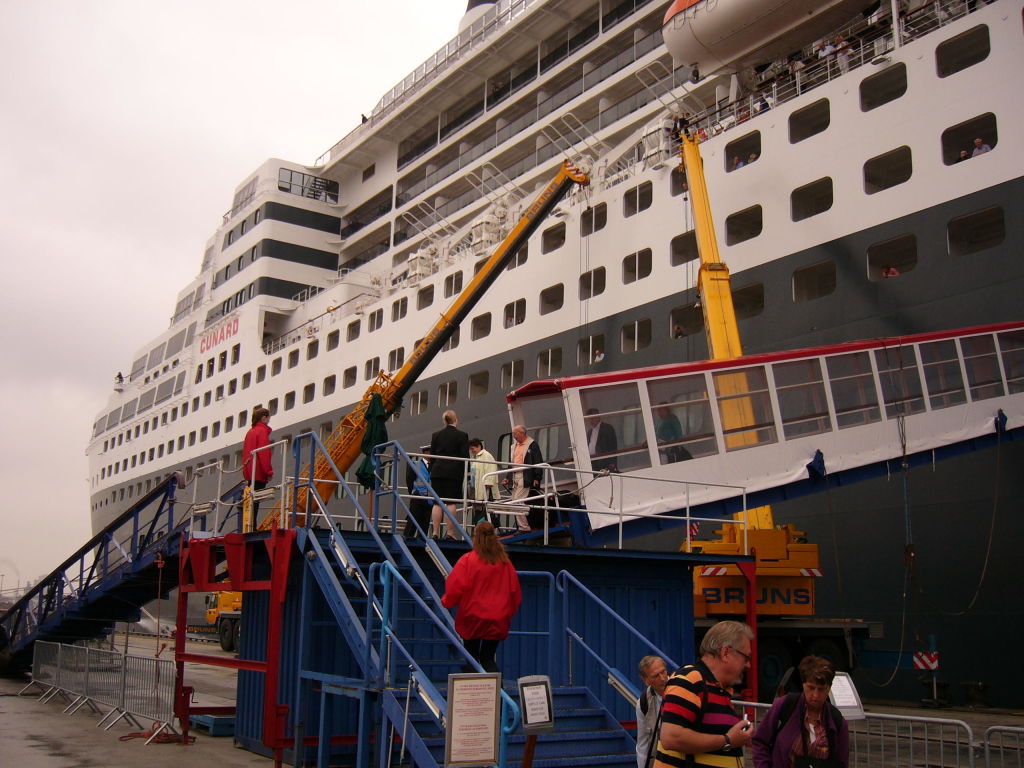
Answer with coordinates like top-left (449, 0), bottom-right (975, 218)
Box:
top-left (948, 205), bottom-right (1004, 257)
top-left (621, 318), bottom-right (652, 353)
top-left (826, 351), bottom-right (881, 428)
top-left (581, 203), bottom-right (607, 237)
top-left (867, 234), bottom-right (917, 281)
top-left (189, 431), bottom-right (196, 446)
top-left (471, 313), bottom-right (491, 340)
top-left (207, 358), bottom-right (215, 377)
top-left (919, 339), bottom-right (967, 410)
top-left (343, 366), bottom-right (357, 388)
top-left (542, 222), bottom-right (566, 253)
top-left (500, 360), bottom-right (524, 390)
top-left (671, 231), bottom-right (698, 266)
top-left (368, 308), bottom-right (383, 332)
top-left (733, 283), bottom-right (765, 320)
top-left (506, 244), bottom-right (528, 271)
top-left (648, 374), bottom-right (717, 463)
top-left (537, 347), bottom-right (562, 378)
top-left (859, 62), bottom-right (907, 112)
top-left (410, 390), bottom-right (428, 415)
top-left (713, 366), bottom-right (778, 451)
top-left (323, 375), bottom-right (336, 396)
top-left (540, 284), bottom-right (564, 315)
top-left (211, 422), bottom-right (220, 439)
top-left (623, 249), bottom-right (652, 284)
top-left (940, 112), bottom-right (997, 164)
top-left (725, 205), bottom-right (762, 245)
top-left (271, 357), bottom-right (282, 376)
top-left (241, 372), bottom-right (251, 390)
top-left (623, 181), bottom-right (653, 218)
top-left (578, 334), bottom-right (605, 366)
top-left (268, 398), bottom-right (278, 415)
top-left (392, 297), bottom-right (408, 321)
top-left (238, 409), bottom-right (247, 427)
top-left (288, 349), bottom-right (299, 368)
top-left (773, 358), bottom-right (833, 439)
top-left (503, 299), bottom-right (526, 328)
top-left (444, 271), bottom-right (463, 298)
top-left (177, 436), bottom-right (184, 450)
top-left (998, 330), bottom-right (1024, 394)
top-left (303, 384), bottom-right (315, 404)
top-left (179, 405), bottom-right (187, 418)
top-left (670, 167), bottom-right (688, 197)
top-left (388, 347), bottom-right (405, 371)
top-left (793, 260), bottom-right (836, 302)
top-left (863, 146), bottom-right (912, 194)
top-left (469, 371), bottom-right (489, 399)
top-left (306, 340), bottom-right (318, 360)
top-left (442, 328), bottom-right (460, 352)
top-left (219, 351), bottom-right (227, 371)
top-left (326, 330), bottom-right (340, 351)
top-left (437, 380), bottom-right (457, 408)
top-left (960, 333), bottom-right (1005, 400)
top-left (200, 427), bottom-right (208, 442)
top-left (364, 357), bottom-right (380, 380)
top-left (362, 163), bottom-right (375, 182)
top-left (204, 391), bottom-right (212, 407)
top-left (791, 177), bottom-right (833, 221)
top-left (225, 415), bottom-right (234, 432)
top-left (256, 365), bottom-right (266, 383)
top-left (231, 343), bottom-right (240, 365)
top-left (228, 379), bottom-right (238, 396)
top-left (580, 382), bottom-right (651, 472)
top-left (936, 24), bottom-right (990, 78)
top-left (191, 398), bottom-right (199, 413)
top-left (579, 267), bottom-right (606, 300)
top-left (724, 131), bottom-right (761, 173)
top-left (195, 365), bottom-right (203, 384)
top-left (417, 285), bottom-right (434, 310)
top-left (670, 305), bottom-right (703, 340)
top-left (874, 346), bottom-right (926, 418)
top-left (789, 99), bottom-right (830, 143)
top-left (347, 319), bottom-right (360, 341)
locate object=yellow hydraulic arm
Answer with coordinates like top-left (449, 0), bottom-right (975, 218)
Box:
top-left (258, 159), bottom-right (590, 529)
top-left (680, 132), bottom-right (773, 531)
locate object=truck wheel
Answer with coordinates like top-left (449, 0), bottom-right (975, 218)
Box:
top-left (804, 638), bottom-right (848, 671)
top-left (219, 619), bottom-right (235, 652)
top-left (757, 638), bottom-right (794, 701)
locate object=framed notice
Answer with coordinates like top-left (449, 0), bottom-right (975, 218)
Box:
top-left (517, 674), bottom-right (555, 734)
top-left (445, 672), bottom-right (501, 767)
top-left (829, 671), bottom-right (865, 721)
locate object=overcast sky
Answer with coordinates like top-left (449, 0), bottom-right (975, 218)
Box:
top-left (0, 0), bottom-right (467, 591)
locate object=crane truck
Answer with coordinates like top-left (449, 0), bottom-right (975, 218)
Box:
top-left (677, 131), bottom-right (870, 697)
top-left (204, 159), bottom-right (591, 651)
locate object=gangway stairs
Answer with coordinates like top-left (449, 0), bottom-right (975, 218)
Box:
top-left (177, 433), bottom-right (710, 767)
top-left (504, 321), bottom-right (1024, 544)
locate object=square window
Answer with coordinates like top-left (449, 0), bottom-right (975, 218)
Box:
top-left (948, 205), bottom-right (1004, 257)
top-left (391, 297), bottom-right (408, 322)
top-left (936, 24), bottom-right (990, 78)
top-left (789, 99), bottom-right (830, 143)
top-left (500, 360), bottom-right (523, 390)
top-left (323, 375), bottom-right (337, 396)
top-left (863, 146), bottom-right (912, 194)
top-left (860, 63), bottom-right (907, 112)
top-left (581, 203), bottom-right (607, 236)
top-left (579, 267), bottom-right (606, 300)
top-left (344, 367), bottom-right (357, 388)
top-left (368, 308), bottom-right (383, 332)
top-left (624, 181), bottom-right (653, 217)
top-left (444, 271), bottom-right (463, 298)
top-left (271, 357), bottom-right (282, 376)
top-left (417, 285), bottom-right (434, 310)
top-left (725, 131), bottom-right (761, 172)
top-left (471, 313), bottom-right (491, 340)
top-left (726, 205), bottom-right (763, 245)
top-left (622, 249), bottom-right (652, 284)
top-left (442, 328), bottom-right (460, 352)
top-left (347, 320), bottom-right (361, 341)
top-left (503, 298), bottom-right (526, 328)
top-left (791, 177), bottom-right (833, 221)
top-left (242, 372), bottom-right (251, 389)
top-left (542, 222), bottom-right (565, 254)
top-left (537, 347), bottom-right (562, 377)
top-left (621, 318), bottom-right (652, 353)
top-left (388, 346), bottom-right (405, 370)
top-left (540, 283), bottom-right (564, 315)
top-left (469, 371), bottom-right (489, 398)
top-left (364, 357), bottom-right (380, 380)
top-left (577, 335), bottom-right (605, 366)
top-left (410, 391), bottom-right (428, 416)
top-left (867, 233), bottom-right (917, 280)
top-left (268, 398), bottom-right (278, 415)
top-left (307, 340), bottom-right (319, 360)
top-left (437, 380), bottom-right (457, 408)
top-left (303, 384), bottom-right (315, 404)
top-left (793, 260), bottom-right (836, 302)
top-left (327, 330), bottom-right (340, 350)
top-left (940, 112), bottom-right (997, 165)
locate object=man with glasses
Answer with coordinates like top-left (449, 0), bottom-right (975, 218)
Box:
top-left (654, 621), bottom-right (754, 768)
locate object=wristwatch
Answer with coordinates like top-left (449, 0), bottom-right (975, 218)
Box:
top-left (722, 733), bottom-right (732, 750)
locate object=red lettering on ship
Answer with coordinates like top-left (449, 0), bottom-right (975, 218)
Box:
top-left (199, 317), bottom-right (240, 353)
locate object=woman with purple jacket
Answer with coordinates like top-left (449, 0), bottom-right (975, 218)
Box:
top-left (752, 656), bottom-right (849, 768)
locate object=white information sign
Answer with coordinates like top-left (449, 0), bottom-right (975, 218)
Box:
top-left (829, 671), bottom-right (865, 721)
top-left (517, 674), bottom-right (555, 735)
top-left (445, 673), bottom-right (501, 767)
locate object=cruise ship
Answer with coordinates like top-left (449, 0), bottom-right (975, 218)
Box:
top-left (87, 0), bottom-right (1022, 705)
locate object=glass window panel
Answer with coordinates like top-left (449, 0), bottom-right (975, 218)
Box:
top-left (919, 339), bottom-right (967, 409)
top-left (960, 333), bottom-right (1004, 400)
top-left (646, 374), bottom-right (718, 463)
top-left (826, 352), bottom-right (881, 429)
top-left (998, 329), bottom-right (1024, 394)
top-left (773, 359), bottom-right (832, 439)
top-left (579, 382), bottom-right (651, 472)
top-left (713, 366), bottom-right (777, 451)
top-left (874, 346), bottom-right (925, 418)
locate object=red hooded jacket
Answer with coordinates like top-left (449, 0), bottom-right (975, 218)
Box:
top-left (442, 550), bottom-right (522, 641)
top-left (242, 421), bottom-right (274, 482)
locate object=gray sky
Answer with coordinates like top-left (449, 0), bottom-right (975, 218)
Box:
top-left (0, 0), bottom-right (466, 591)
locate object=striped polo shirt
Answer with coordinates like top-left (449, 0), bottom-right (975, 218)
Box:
top-left (654, 660), bottom-right (743, 768)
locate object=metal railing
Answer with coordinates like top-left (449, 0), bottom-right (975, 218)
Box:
top-left (22, 641), bottom-right (176, 744)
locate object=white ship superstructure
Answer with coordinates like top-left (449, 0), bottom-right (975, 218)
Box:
top-left (88, 0), bottom-right (1022, 535)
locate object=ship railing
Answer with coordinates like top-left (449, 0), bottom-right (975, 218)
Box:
top-left (244, 438), bottom-right (292, 532)
top-left (984, 726), bottom-right (1024, 768)
top-left (737, 699), bottom-right (993, 768)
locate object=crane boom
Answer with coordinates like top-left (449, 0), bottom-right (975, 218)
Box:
top-left (259, 160), bottom-right (590, 528)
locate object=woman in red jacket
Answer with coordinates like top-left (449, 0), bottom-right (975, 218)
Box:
top-left (442, 521), bottom-right (522, 673)
top-left (242, 407), bottom-right (274, 517)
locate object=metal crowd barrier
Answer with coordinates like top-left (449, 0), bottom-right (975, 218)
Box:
top-left (739, 699), bottom-right (1024, 768)
top-left (20, 640), bottom-right (176, 744)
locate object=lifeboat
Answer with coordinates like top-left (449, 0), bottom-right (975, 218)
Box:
top-left (662, 0), bottom-right (872, 78)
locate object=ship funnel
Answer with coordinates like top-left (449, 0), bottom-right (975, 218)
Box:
top-left (460, 0), bottom-right (495, 32)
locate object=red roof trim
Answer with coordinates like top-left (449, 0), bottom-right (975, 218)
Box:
top-left (663, 0), bottom-right (703, 26)
top-left (506, 321), bottom-right (1024, 403)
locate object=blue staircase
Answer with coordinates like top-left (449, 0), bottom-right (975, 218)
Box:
top-left (282, 434), bottom-right (650, 768)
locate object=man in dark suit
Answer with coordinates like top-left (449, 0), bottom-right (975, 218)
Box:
top-left (585, 408), bottom-right (617, 471)
top-left (429, 410), bottom-right (470, 538)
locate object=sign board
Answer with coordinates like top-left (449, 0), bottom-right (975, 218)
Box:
top-left (828, 671), bottom-right (865, 721)
top-left (445, 673), bottom-right (501, 767)
top-left (913, 651), bottom-right (939, 670)
top-left (517, 675), bottom-right (555, 735)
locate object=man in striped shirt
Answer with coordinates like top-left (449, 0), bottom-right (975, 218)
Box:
top-left (654, 621), bottom-right (754, 768)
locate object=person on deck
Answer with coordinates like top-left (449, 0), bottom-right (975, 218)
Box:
top-left (242, 407), bottom-right (274, 520)
top-left (429, 409), bottom-right (470, 539)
